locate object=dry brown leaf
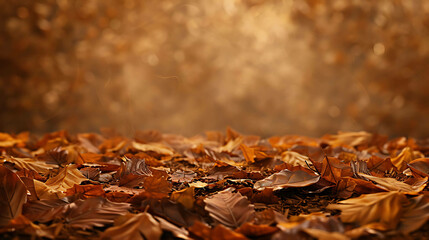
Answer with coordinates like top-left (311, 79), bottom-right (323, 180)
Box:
top-left (65, 184), bottom-right (105, 199)
top-left (100, 212), bottom-right (162, 240)
top-left (0, 132), bottom-right (23, 147)
top-left (204, 188), bottom-right (255, 228)
top-left (254, 169), bottom-right (320, 191)
top-left (155, 216), bottom-right (190, 239)
top-left (280, 151), bottom-right (312, 169)
top-left (0, 165), bottom-right (27, 227)
top-left (325, 131), bottom-right (372, 147)
top-left (390, 147), bottom-right (423, 172)
top-left (408, 158), bottom-right (429, 178)
top-left (170, 187), bottom-right (195, 209)
top-left (303, 228), bottom-right (350, 240)
top-left (131, 141), bottom-right (174, 155)
top-left (46, 165), bottom-right (87, 192)
top-left (327, 191), bottom-right (407, 229)
top-left (219, 137), bottom-right (243, 152)
top-left (239, 144), bottom-right (255, 164)
top-left (397, 194), bottom-right (429, 234)
top-left (359, 173), bottom-right (427, 193)
top-left (3, 157), bottom-right (55, 175)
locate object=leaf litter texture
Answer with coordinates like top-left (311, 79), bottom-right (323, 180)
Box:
top-left (2, 129), bottom-right (429, 239)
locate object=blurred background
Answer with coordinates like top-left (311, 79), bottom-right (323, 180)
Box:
top-left (1, 0), bottom-right (429, 138)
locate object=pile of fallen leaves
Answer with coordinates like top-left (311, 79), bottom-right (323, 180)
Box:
top-left (1, 128), bottom-right (429, 239)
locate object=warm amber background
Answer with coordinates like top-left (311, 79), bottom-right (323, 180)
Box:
top-left (1, 0), bottom-right (429, 137)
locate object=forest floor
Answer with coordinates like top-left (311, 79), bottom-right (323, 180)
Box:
top-left (1, 128), bottom-right (429, 239)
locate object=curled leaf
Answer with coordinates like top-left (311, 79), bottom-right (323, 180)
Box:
top-left (254, 169), bottom-right (320, 191)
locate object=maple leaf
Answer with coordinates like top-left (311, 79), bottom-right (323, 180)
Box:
top-left (204, 188), bottom-right (255, 228)
top-left (0, 165), bottom-right (27, 227)
top-left (100, 212), bottom-right (162, 240)
top-left (327, 191), bottom-right (407, 229)
top-left (254, 169), bottom-right (320, 191)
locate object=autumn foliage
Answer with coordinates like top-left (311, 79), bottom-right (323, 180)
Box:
top-left (1, 128), bottom-right (429, 239)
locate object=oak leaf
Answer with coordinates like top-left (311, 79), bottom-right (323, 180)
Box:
top-left (0, 165), bottom-right (27, 226)
top-left (204, 188), bottom-right (255, 228)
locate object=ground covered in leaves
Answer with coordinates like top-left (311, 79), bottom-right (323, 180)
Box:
top-left (1, 128), bottom-right (429, 239)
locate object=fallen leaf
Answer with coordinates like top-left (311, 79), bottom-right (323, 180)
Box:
top-left (408, 158), bottom-right (429, 178)
top-left (3, 157), bottom-right (55, 175)
top-left (132, 141), bottom-right (174, 155)
top-left (144, 169), bottom-right (171, 194)
top-left (280, 151), bottom-right (312, 169)
top-left (327, 191), bottom-right (407, 229)
top-left (155, 216), bottom-right (190, 239)
top-left (204, 188), bottom-right (255, 228)
top-left (44, 165), bottom-right (87, 192)
top-left (239, 144), bottom-right (255, 164)
top-left (63, 197), bottom-right (130, 229)
top-left (170, 170), bottom-right (197, 183)
top-left (65, 184), bottom-right (105, 199)
top-left (100, 212), bottom-right (162, 240)
top-left (171, 187), bottom-right (195, 209)
top-left (235, 222), bottom-right (279, 237)
top-left (359, 173), bottom-right (427, 193)
top-left (0, 165), bottom-right (27, 226)
top-left (316, 157), bottom-right (352, 184)
top-left (390, 147), bottom-right (422, 172)
top-left (398, 194), bottom-right (429, 234)
top-left (254, 169), bottom-right (320, 191)
top-left (211, 224), bottom-right (248, 240)
top-left (324, 131), bottom-right (372, 147)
